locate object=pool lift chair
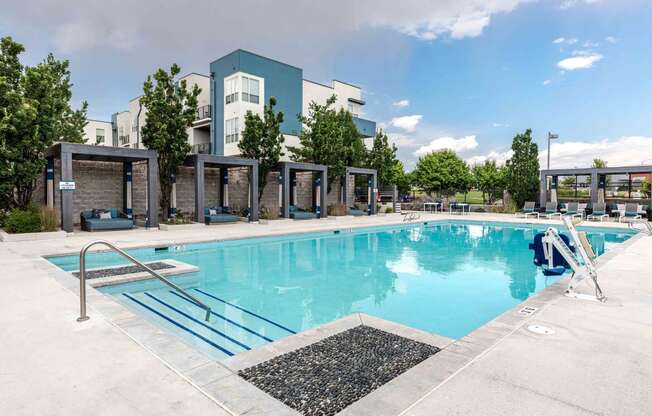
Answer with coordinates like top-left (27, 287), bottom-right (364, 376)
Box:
top-left (533, 217), bottom-right (606, 302)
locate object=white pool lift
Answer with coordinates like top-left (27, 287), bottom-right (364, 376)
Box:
top-left (541, 217), bottom-right (606, 302)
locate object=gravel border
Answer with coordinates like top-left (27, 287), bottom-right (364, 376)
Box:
top-left (72, 261), bottom-right (174, 279)
top-left (238, 325), bottom-right (440, 416)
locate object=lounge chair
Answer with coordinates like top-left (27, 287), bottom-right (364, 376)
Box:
top-left (544, 202), bottom-right (562, 219)
top-left (517, 201), bottom-right (539, 218)
top-left (586, 202), bottom-right (609, 221)
top-left (289, 205), bottom-right (317, 220)
top-left (204, 207), bottom-right (240, 224)
top-left (348, 206), bottom-right (365, 216)
top-left (564, 202), bottom-right (583, 219)
top-left (619, 203), bottom-right (642, 222)
top-left (80, 208), bottom-right (134, 231)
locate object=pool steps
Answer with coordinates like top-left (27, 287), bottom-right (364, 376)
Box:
top-left (123, 289), bottom-right (295, 359)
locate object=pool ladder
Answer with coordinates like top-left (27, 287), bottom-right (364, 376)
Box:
top-left (76, 240), bottom-right (212, 323)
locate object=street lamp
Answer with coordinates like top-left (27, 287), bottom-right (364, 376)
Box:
top-left (547, 132), bottom-right (559, 170)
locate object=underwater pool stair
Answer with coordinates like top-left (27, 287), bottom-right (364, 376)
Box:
top-left (122, 288), bottom-right (296, 359)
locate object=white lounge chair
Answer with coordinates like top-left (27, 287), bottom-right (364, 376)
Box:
top-left (587, 203), bottom-right (609, 221)
top-left (564, 202), bottom-right (583, 219)
top-left (544, 202), bottom-right (562, 219)
top-left (517, 201), bottom-right (539, 218)
top-left (619, 203), bottom-right (642, 222)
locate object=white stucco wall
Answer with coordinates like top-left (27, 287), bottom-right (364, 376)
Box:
top-left (302, 79), bottom-right (363, 117)
top-left (83, 120), bottom-right (113, 146)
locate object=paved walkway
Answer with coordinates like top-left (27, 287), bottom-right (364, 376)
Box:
top-left (1, 213), bottom-right (650, 415)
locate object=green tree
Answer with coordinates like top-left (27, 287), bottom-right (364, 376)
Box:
top-left (140, 64), bottom-right (200, 219)
top-left (288, 95), bottom-right (365, 190)
top-left (367, 129), bottom-right (400, 186)
top-left (391, 161), bottom-right (411, 195)
top-left (504, 129), bottom-right (540, 207)
top-left (0, 36), bottom-right (87, 210)
top-left (412, 150), bottom-right (472, 198)
top-left (592, 158), bottom-right (607, 168)
top-left (238, 97), bottom-right (285, 203)
top-left (471, 160), bottom-right (505, 204)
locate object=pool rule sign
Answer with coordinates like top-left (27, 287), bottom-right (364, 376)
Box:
top-left (59, 181), bottom-right (76, 191)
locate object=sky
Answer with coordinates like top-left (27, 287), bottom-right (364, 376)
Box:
top-left (2, 0), bottom-right (652, 170)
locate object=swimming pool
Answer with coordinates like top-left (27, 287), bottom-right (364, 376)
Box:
top-left (48, 221), bottom-right (634, 360)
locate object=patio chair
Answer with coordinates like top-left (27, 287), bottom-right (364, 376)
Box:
top-left (544, 202), bottom-right (562, 219)
top-left (347, 206), bottom-right (365, 216)
top-left (619, 203), bottom-right (642, 222)
top-left (516, 201), bottom-right (538, 218)
top-left (587, 203), bottom-right (609, 221)
top-left (564, 202), bottom-right (583, 219)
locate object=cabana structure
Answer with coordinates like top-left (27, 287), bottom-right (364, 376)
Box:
top-left (278, 162), bottom-right (328, 219)
top-left (343, 167), bottom-right (378, 215)
top-left (185, 154), bottom-right (259, 222)
top-left (45, 143), bottom-right (158, 232)
top-left (540, 166), bottom-right (652, 208)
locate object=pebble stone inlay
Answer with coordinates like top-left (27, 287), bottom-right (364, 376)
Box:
top-left (238, 325), bottom-right (441, 416)
top-left (72, 262), bottom-right (174, 279)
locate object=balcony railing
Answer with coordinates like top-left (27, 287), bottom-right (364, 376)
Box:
top-left (192, 143), bottom-right (211, 154)
top-left (196, 105), bottom-right (212, 121)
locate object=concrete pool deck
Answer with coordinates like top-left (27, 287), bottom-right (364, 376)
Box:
top-left (1, 212), bottom-right (651, 415)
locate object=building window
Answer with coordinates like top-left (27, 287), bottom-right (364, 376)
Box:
top-left (242, 76), bottom-right (260, 104)
top-left (225, 117), bottom-right (239, 144)
top-left (348, 103), bottom-right (359, 118)
top-left (95, 128), bottom-right (105, 144)
top-left (119, 134), bottom-right (130, 145)
top-left (225, 77), bottom-right (238, 105)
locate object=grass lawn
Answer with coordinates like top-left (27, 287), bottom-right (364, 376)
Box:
top-left (455, 191), bottom-right (485, 204)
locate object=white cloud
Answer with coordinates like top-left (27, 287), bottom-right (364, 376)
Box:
top-left (415, 135), bottom-right (479, 157)
top-left (553, 37), bottom-right (578, 45)
top-left (542, 79), bottom-right (552, 86)
top-left (392, 99), bottom-right (410, 108)
top-left (560, 0), bottom-right (600, 9)
top-left (390, 115), bottom-right (423, 132)
top-left (583, 40), bottom-right (600, 48)
top-left (466, 149), bottom-right (514, 166)
top-left (540, 136), bottom-right (652, 168)
top-left (389, 134), bottom-right (419, 148)
top-left (557, 53), bottom-right (603, 70)
top-left (492, 122), bottom-right (510, 127)
top-left (605, 36), bottom-right (617, 44)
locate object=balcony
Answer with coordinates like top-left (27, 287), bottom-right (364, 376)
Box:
top-left (352, 116), bottom-right (376, 138)
top-left (196, 105), bottom-right (211, 121)
top-left (191, 143), bottom-right (212, 154)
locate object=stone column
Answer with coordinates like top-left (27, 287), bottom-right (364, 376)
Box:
top-left (194, 158), bottom-right (205, 223)
top-left (146, 157), bottom-right (158, 228)
top-left (46, 158), bottom-right (55, 209)
top-left (123, 162), bottom-right (133, 218)
top-left (169, 174), bottom-right (177, 217)
top-left (343, 171), bottom-right (349, 208)
top-left (220, 168), bottom-right (229, 209)
top-left (60, 151), bottom-right (73, 232)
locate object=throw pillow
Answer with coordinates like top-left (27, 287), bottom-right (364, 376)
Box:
top-left (99, 212), bottom-right (112, 220)
top-left (209, 209), bottom-right (217, 216)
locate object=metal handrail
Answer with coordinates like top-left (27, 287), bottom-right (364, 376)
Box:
top-left (77, 240), bottom-right (211, 322)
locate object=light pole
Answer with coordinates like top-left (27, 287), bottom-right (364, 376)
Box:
top-left (547, 132), bottom-right (559, 170)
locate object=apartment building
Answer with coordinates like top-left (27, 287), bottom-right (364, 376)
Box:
top-left (90, 50), bottom-right (375, 157)
top-left (210, 49), bottom-right (376, 158)
top-left (82, 119), bottom-right (114, 146)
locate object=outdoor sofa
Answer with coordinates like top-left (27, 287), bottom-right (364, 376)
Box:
top-left (289, 205), bottom-right (317, 220)
top-left (348, 207), bottom-right (365, 216)
top-left (204, 207), bottom-right (240, 224)
top-left (80, 208), bottom-right (134, 231)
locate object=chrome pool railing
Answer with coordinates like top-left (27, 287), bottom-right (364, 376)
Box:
top-left (77, 240), bottom-right (211, 322)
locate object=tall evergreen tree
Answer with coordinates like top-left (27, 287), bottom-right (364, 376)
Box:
top-left (140, 64), bottom-right (199, 219)
top-left (504, 129), bottom-right (540, 207)
top-left (238, 97), bottom-right (285, 203)
top-left (0, 36), bottom-right (87, 210)
top-left (288, 95), bottom-right (365, 190)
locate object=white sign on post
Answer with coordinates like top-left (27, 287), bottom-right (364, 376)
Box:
top-left (59, 181), bottom-right (76, 191)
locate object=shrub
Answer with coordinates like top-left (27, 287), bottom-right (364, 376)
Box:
top-left (5, 206), bottom-right (42, 234)
top-left (385, 207), bottom-right (394, 214)
top-left (260, 206), bottom-right (279, 220)
top-left (165, 210), bottom-right (194, 225)
top-left (40, 207), bottom-right (59, 231)
top-left (328, 204), bottom-right (347, 216)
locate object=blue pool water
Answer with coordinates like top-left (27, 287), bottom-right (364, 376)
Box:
top-left (48, 221), bottom-right (634, 360)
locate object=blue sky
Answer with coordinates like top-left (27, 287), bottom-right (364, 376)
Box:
top-left (3, 0), bottom-right (651, 169)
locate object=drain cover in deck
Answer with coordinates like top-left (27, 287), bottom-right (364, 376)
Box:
top-left (238, 325), bottom-right (440, 416)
